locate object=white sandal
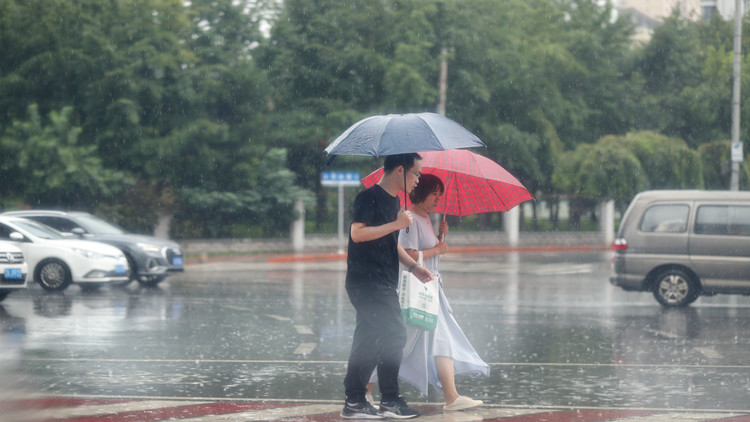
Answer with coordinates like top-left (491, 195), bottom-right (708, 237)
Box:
top-left (443, 396), bottom-right (483, 411)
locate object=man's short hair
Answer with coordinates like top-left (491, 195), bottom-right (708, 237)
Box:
top-left (384, 153), bottom-right (421, 173)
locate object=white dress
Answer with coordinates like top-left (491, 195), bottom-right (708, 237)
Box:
top-left (370, 213), bottom-right (490, 396)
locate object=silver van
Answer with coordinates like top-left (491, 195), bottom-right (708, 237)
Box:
top-left (610, 190), bottom-right (750, 307)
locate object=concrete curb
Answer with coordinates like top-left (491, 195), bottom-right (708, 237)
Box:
top-left (264, 244), bottom-right (609, 263)
top-left (185, 244), bottom-right (610, 267)
top-left (182, 231), bottom-right (606, 254)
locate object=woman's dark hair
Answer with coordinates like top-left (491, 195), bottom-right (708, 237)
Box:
top-left (409, 173), bottom-right (444, 204)
top-left (384, 153), bottom-right (421, 173)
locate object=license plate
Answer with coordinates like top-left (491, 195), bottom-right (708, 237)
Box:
top-left (4, 268), bottom-right (23, 279)
top-left (115, 265), bottom-right (126, 274)
top-left (172, 257), bottom-right (183, 266)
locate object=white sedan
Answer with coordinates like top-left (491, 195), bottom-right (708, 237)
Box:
top-left (0, 240), bottom-right (29, 301)
top-left (0, 216), bottom-right (129, 291)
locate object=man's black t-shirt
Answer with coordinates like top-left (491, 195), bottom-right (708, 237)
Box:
top-left (345, 184), bottom-right (400, 288)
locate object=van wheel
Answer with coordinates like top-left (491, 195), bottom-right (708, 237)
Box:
top-left (653, 269), bottom-right (699, 307)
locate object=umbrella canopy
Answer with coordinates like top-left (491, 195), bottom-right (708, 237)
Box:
top-left (361, 149), bottom-right (533, 216)
top-left (324, 112), bottom-right (485, 162)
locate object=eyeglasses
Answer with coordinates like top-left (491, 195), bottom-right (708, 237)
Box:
top-left (408, 169), bottom-right (421, 179)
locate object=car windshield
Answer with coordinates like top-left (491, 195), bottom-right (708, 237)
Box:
top-left (12, 219), bottom-right (65, 239)
top-left (75, 214), bottom-right (126, 235)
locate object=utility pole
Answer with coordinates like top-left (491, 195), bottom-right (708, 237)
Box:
top-left (731, 0), bottom-right (744, 190)
top-left (437, 46), bottom-right (448, 116)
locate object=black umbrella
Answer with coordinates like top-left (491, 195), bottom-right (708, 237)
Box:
top-left (324, 112), bottom-right (485, 163)
top-left (324, 112), bottom-right (486, 215)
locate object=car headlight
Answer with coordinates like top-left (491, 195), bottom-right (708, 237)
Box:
top-left (138, 242), bottom-right (162, 253)
top-left (72, 248), bottom-right (105, 259)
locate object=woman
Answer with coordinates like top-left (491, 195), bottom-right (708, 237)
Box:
top-left (367, 173), bottom-right (489, 411)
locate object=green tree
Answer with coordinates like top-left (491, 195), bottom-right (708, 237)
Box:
top-left (634, 12), bottom-right (737, 148)
top-left (0, 0), bottom-right (309, 237)
top-left (699, 141), bottom-right (732, 189)
top-left (443, 0), bottom-right (636, 199)
top-left (0, 104), bottom-right (129, 208)
top-left (553, 131), bottom-right (704, 214)
top-left (173, 148), bottom-right (312, 238)
top-left (618, 131), bottom-right (704, 189)
top-left (552, 141), bottom-right (646, 204)
top-left (257, 0), bottom-right (400, 229)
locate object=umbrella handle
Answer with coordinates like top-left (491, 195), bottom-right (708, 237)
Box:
top-left (404, 171), bottom-right (409, 233)
top-left (439, 213), bottom-right (446, 241)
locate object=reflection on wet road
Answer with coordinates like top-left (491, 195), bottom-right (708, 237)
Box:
top-left (1, 250), bottom-right (750, 421)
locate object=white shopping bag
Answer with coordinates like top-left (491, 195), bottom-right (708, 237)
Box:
top-left (399, 252), bottom-right (438, 330)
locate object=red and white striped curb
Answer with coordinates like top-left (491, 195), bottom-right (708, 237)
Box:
top-left (1, 398), bottom-right (749, 422)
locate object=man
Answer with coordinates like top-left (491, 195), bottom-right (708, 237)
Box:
top-left (341, 153), bottom-right (433, 420)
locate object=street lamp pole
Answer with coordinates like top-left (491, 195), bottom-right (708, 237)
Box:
top-left (731, 0), bottom-right (744, 191)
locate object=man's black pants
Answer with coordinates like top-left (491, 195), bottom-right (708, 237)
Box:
top-left (343, 283), bottom-right (407, 403)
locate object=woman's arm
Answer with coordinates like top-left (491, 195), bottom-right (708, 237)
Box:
top-left (398, 243), bottom-right (433, 282)
top-left (419, 241), bottom-right (447, 260)
top-left (399, 217), bottom-right (448, 262)
top-left (402, 248), bottom-right (420, 262)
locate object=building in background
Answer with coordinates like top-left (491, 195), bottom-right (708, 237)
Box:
top-left (615, 0), bottom-right (748, 41)
top-left (615, 0), bottom-right (701, 41)
top-left (700, 0), bottom-right (749, 21)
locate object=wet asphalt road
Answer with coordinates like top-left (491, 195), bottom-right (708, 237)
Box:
top-left (1, 248), bottom-right (750, 415)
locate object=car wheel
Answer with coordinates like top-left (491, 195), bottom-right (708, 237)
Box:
top-left (138, 274), bottom-right (166, 287)
top-left (36, 259), bottom-right (72, 291)
top-left (653, 269), bottom-right (699, 307)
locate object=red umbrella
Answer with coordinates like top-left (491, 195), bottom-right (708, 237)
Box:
top-left (361, 149), bottom-right (533, 216)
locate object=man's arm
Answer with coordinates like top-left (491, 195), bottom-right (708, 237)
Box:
top-left (350, 209), bottom-right (413, 243)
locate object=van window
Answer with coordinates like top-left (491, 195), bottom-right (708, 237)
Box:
top-left (695, 205), bottom-right (750, 236)
top-left (640, 204), bottom-right (689, 233)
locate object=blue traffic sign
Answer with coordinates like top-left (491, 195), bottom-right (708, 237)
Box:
top-left (321, 171), bottom-right (361, 186)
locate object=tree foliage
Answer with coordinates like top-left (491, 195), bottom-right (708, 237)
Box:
top-left (0, 104), bottom-right (129, 208)
top-left (1, 0), bottom-right (749, 238)
top-left (0, 0), bottom-right (307, 237)
top-left (553, 131), bottom-right (704, 207)
top-left (174, 148), bottom-right (313, 238)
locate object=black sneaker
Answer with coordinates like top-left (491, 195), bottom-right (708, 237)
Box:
top-left (379, 396), bottom-right (421, 419)
top-left (341, 400), bottom-right (385, 419)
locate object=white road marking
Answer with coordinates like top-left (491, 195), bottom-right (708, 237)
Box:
top-left (224, 305), bottom-right (255, 312)
top-left (294, 325), bottom-right (313, 335)
top-left (178, 404), bottom-right (341, 421)
top-left (266, 314), bottom-right (291, 321)
top-left (643, 328), bottom-right (682, 339)
top-left (419, 407), bottom-right (549, 420)
top-left (527, 264), bottom-right (595, 275)
top-left (293, 342), bottom-right (317, 355)
top-left (694, 347), bottom-right (724, 359)
top-left (440, 262), bottom-right (596, 276)
top-left (609, 413), bottom-right (738, 421)
top-left (17, 356), bottom-right (750, 370)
